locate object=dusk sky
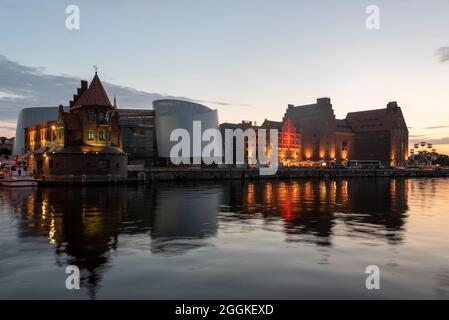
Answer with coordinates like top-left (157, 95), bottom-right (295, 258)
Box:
top-left (1, 0), bottom-right (449, 152)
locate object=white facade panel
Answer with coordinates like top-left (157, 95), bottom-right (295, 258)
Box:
top-left (153, 100), bottom-right (221, 163)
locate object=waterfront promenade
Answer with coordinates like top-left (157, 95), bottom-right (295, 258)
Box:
top-left (31, 167), bottom-right (449, 185)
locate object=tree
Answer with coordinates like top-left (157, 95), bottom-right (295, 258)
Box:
top-left (0, 148), bottom-right (12, 155)
top-left (433, 154), bottom-right (449, 167)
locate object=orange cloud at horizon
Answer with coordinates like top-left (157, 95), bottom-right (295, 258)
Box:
top-left (0, 121), bottom-right (16, 138)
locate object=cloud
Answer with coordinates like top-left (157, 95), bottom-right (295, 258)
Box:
top-left (0, 120), bottom-right (16, 137)
top-left (425, 125), bottom-right (449, 130)
top-left (0, 55), bottom-right (248, 124)
top-left (436, 47), bottom-right (449, 63)
top-left (0, 90), bottom-right (26, 100)
top-left (410, 137), bottom-right (449, 145)
top-left (409, 134), bottom-right (426, 138)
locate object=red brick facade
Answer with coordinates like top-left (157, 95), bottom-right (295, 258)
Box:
top-left (283, 98), bottom-right (408, 167)
top-left (25, 73), bottom-right (128, 181)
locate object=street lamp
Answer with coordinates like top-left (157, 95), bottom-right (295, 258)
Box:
top-left (51, 125), bottom-right (56, 146)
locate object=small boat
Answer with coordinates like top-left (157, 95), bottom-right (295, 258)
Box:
top-left (0, 156), bottom-right (37, 187)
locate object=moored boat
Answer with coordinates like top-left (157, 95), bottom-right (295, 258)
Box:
top-left (0, 157), bottom-right (37, 187)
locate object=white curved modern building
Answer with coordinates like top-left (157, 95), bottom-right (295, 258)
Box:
top-left (13, 106), bottom-right (66, 155)
top-left (153, 99), bottom-right (221, 163)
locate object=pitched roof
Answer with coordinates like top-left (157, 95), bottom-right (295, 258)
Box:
top-left (260, 119), bottom-right (283, 130)
top-left (335, 119), bottom-right (353, 133)
top-left (345, 103), bottom-right (407, 132)
top-left (71, 73), bottom-right (112, 110)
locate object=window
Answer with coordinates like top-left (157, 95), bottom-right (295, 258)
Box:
top-left (98, 129), bottom-right (105, 141)
top-left (98, 159), bottom-right (110, 169)
top-left (98, 111), bottom-right (105, 121)
top-left (342, 140), bottom-right (348, 151)
top-left (88, 129), bottom-right (95, 140)
top-left (88, 111), bottom-right (95, 122)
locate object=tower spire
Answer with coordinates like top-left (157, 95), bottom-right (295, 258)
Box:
top-left (113, 95), bottom-right (117, 108)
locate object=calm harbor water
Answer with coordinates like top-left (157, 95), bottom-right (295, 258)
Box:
top-left (1, 178), bottom-right (449, 299)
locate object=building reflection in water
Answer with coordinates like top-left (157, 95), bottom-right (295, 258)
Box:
top-left (2, 184), bottom-right (220, 298)
top-left (11, 187), bottom-right (125, 299)
top-left (221, 178), bottom-right (409, 246)
top-left (1, 178), bottom-right (408, 298)
top-left (149, 184), bottom-right (219, 255)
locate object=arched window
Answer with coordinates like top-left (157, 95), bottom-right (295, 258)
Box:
top-left (98, 129), bottom-right (105, 141)
top-left (88, 129), bottom-right (95, 140)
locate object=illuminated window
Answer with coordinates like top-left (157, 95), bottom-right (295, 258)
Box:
top-left (98, 129), bottom-right (105, 141)
top-left (88, 129), bottom-right (95, 140)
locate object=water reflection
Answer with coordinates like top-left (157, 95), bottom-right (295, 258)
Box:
top-left (220, 179), bottom-right (408, 246)
top-left (0, 178), bottom-right (410, 298)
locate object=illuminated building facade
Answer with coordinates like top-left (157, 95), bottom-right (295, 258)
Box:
top-left (283, 98), bottom-right (408, 167)
top-left (13, 106), bottom-right (65, 156)
top-left (345, 101), bottom-right (409, 167)
top-left (260, 119), bottom-right (301, 166)
top-left (24, 72), bottom-right (127, 181)
top-left (283, 98), bottom-right (338, 162)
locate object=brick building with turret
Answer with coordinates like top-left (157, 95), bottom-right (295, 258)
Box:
top-left (24, 72), bottom-right (127, 181)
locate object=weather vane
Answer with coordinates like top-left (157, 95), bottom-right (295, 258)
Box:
top-left (93, 65), bottom-right (98, 74)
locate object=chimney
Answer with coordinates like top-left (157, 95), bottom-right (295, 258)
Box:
top-left (317, 97), bottom-right (331, 105)
top-left (58, 105), bottom-right (64, 118)
top-left (81, 80), bottom-right (88, 91)
top-left (387, 101), bottom-right (399, 112)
